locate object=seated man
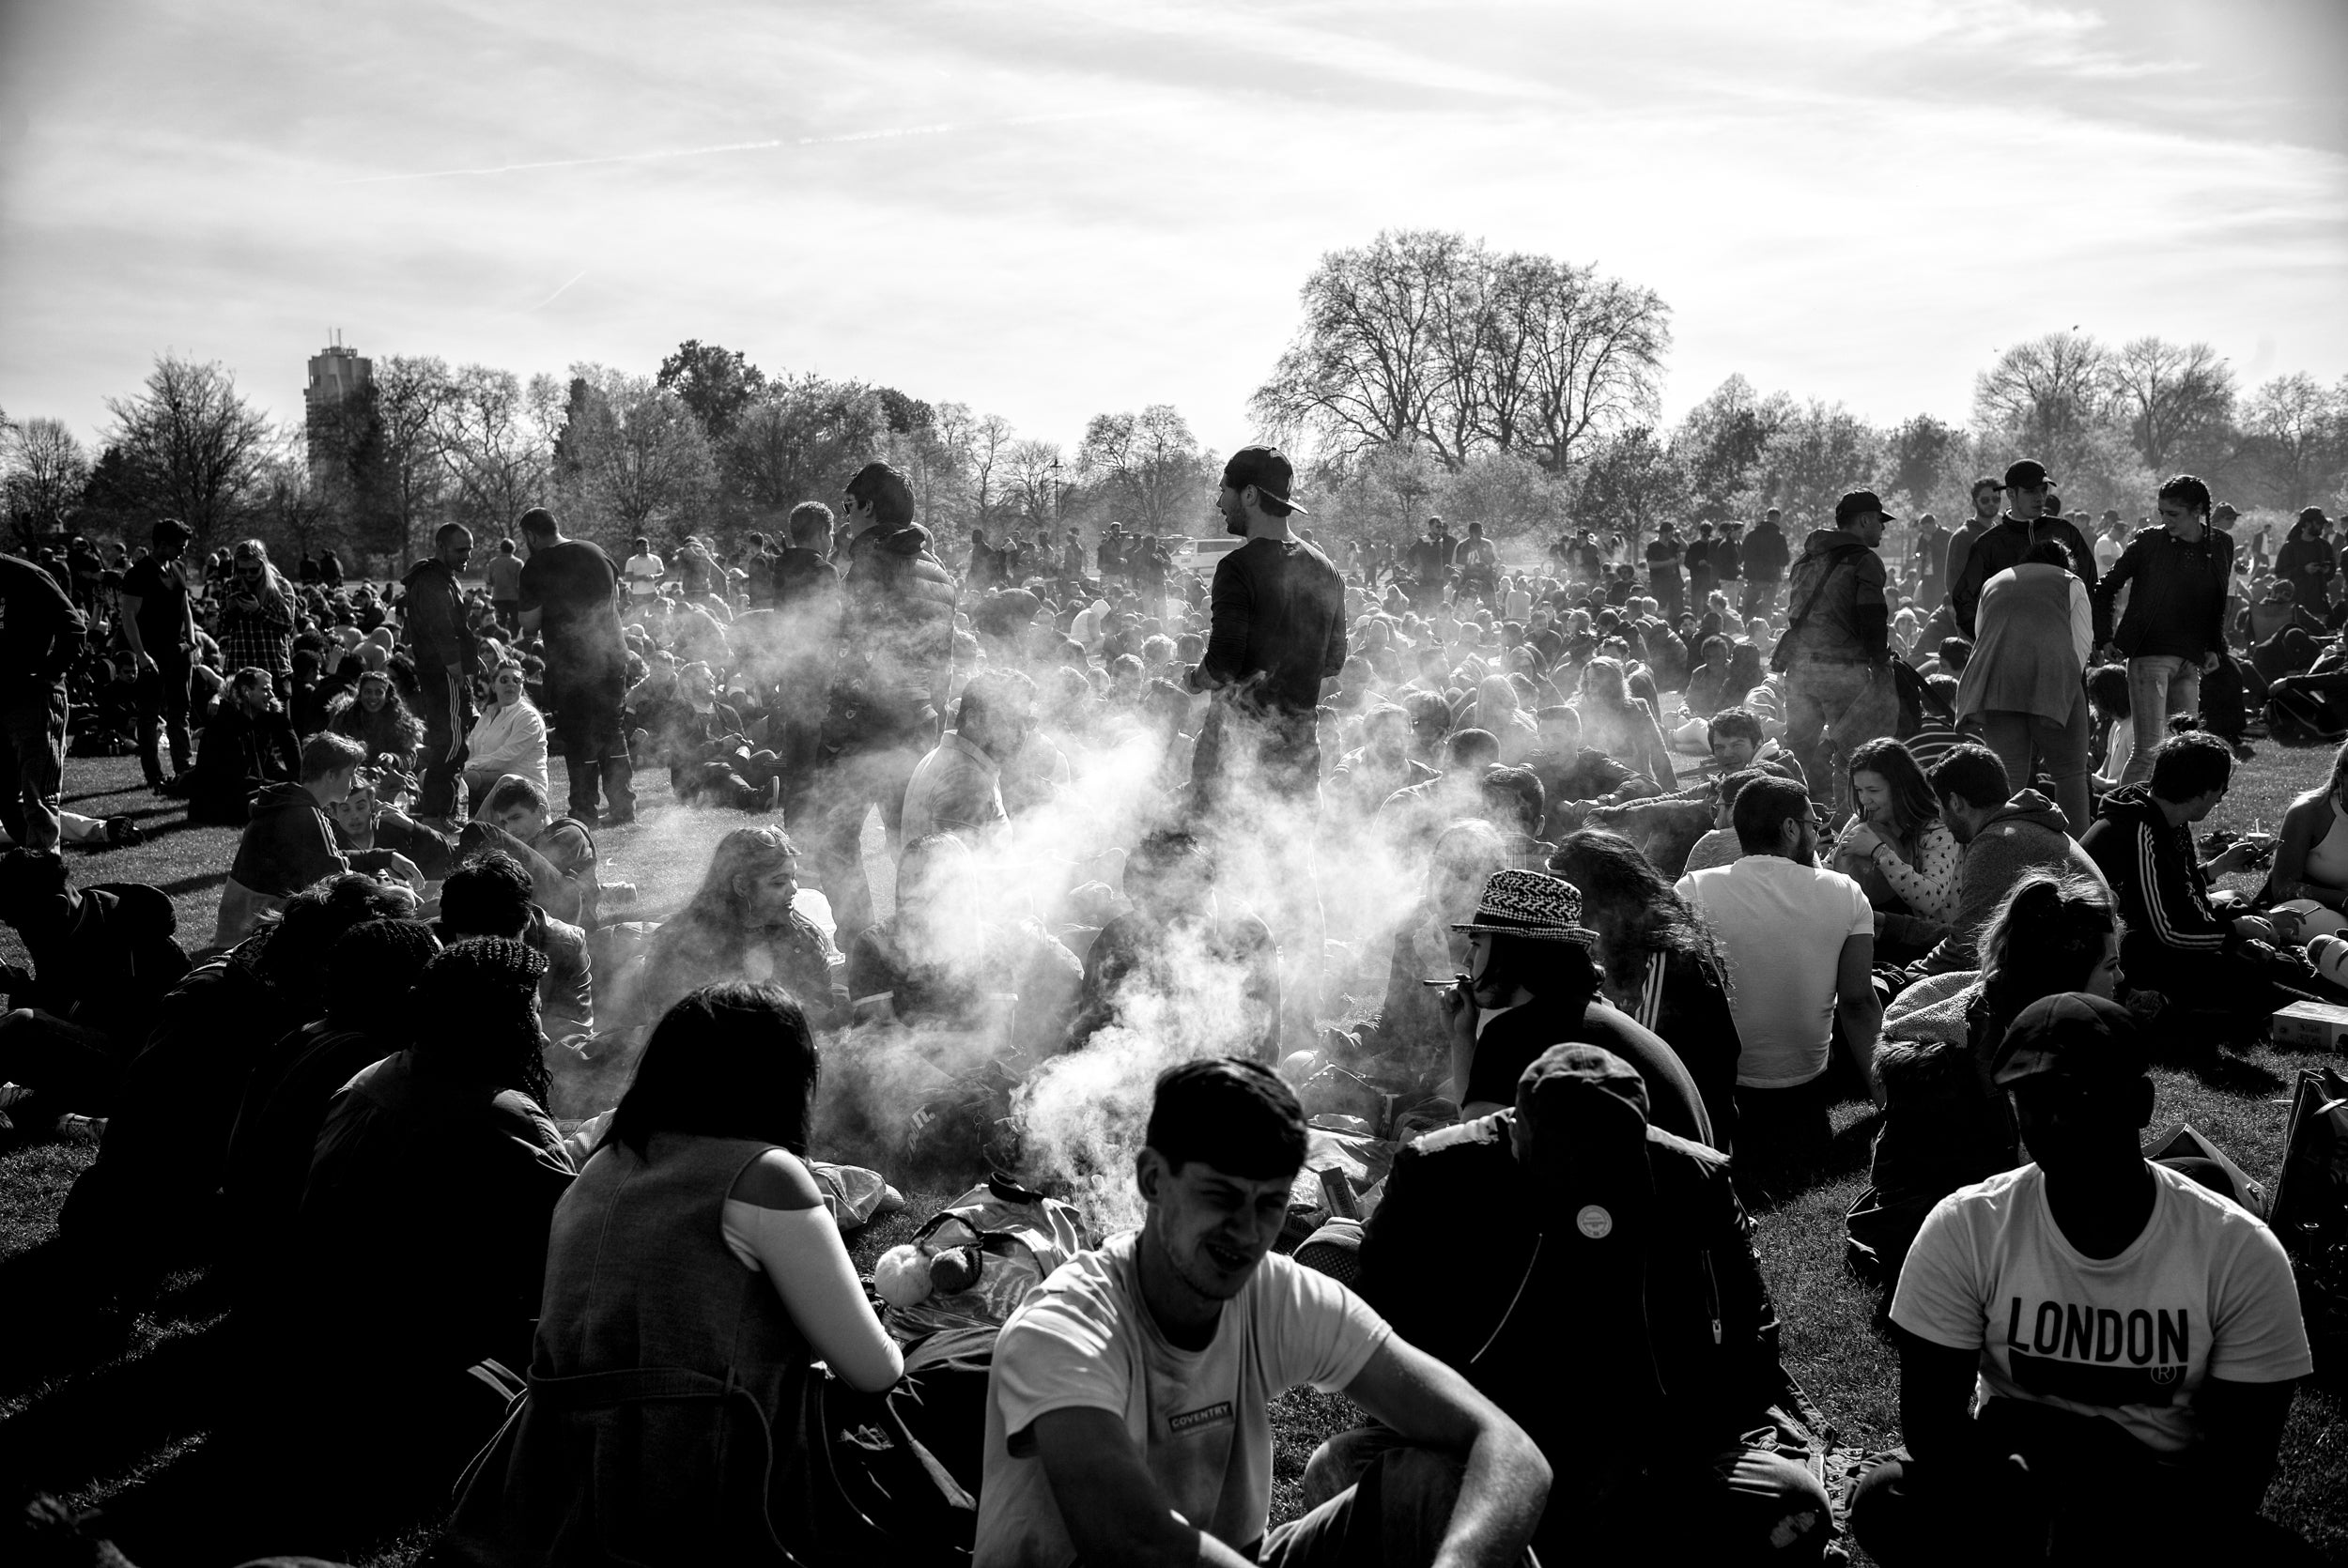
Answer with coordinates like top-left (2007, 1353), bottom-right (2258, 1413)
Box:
top-left (1676, 776), bottom-right (1881, 1162)
top-left (658, 659), bottom-right (774, 810)
top-left (216, 733), bottom-right (424, 948)
top-left (186, 667), bottom-right (301, 826)
top-left (901, 667), bottom-right (1034, 844)
top-left (1521, 704), bottom-right (1659, 840)
top-left (1440, 869), bottom-right (1712, 1145)
top-left (1910, 746), bottom-right (2106, 976)
top-left (329, 766), bottom-right (456, 881)
top-left (2079, 731), bottom-right (2290, 1012)
top-left (1351, 1043), bottom-right (1831, 1564)
top-left (0, 848), bottom-right (189, 1126)
top-left (472, 774), bottom-right (603, 928)
top-left (1679, 766), bottom-right (1766, 875)
top-left (435, 850), bottom-right (594, 1047)
top-left (1670, 705), bottom-right (1804, 798)
top-left (974, 1056), bottom-right (1550, 1567)
top-left (1375, 728), bottom-right (1504, 862)
top-left (1852, 994), bottom-right (2316, 1565)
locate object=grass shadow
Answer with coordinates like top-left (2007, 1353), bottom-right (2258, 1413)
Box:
top-left (153, 869), bottom-right (231, 899)
top-left (0, 1320), bottom-right (229, 1500)
top-left (1737, 1104), bottom-right (1879, 1217)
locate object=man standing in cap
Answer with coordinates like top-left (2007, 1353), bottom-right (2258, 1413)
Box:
top-left (1771, 488), bottom-right (1896, 805)
top-left (1185, 445), bottom-right (1346, 812)
top-left (2090, 475), bottom-right (2235, 789)
top-left (1950, 460), bottom-right (2097, 638)
top-left (1852, 992), bottom-right (2315, 1565)
top-left (1338, 1041), bottom-right (1831, 1564)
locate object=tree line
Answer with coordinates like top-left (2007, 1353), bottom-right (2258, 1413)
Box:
top-left (4, 230), bottom-right (2345, 567)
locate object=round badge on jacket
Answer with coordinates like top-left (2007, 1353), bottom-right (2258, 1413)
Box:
top-left (1576, 1205), bottom-right (1614, 1239)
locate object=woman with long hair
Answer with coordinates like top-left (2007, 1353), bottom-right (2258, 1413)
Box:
top-left (1549, 828), bottom-right (1740, 1147)
top-left (1846, 874), bottom-right (2119, 1282)
top-left (1831, 737), bottom-right (1962, 942)
top-left (1572, 656), bottom-right (1676, 787)
top-left (328, 667), bottom-right (425, 778)
top-left (442, 982), bottom-right (906, 1564)
top-left (2263, 735), bottom-right (2348, 913)
top-left (464, 661), bottom-right (550, 811)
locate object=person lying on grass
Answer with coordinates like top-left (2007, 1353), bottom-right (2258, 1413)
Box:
top-left (975, 1055), bottom-right (1550, 1567)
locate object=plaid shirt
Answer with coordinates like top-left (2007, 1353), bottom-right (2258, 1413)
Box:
top-left (216, 586), bottom-right (295, 678)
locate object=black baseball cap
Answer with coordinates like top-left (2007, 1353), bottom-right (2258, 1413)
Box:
top-left (2003, 459), bottom-right (2055, 490)
top-left (1991, 992), bottom-right (2145, 1088)
top-left (1834, 489), bottom-right (1896, 525)
top-left (1222, 445), bottom-right (1308, 515)
top-left (1517, 1042), bottom-right (1650, 1129)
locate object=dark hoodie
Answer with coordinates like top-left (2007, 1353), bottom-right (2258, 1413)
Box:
top-left (835, 520), bottom-right (957, 727)
top-left (399, 556), bottom-right (474, 676)
top-left (2080, 781), bottom-right (2228, 961)
top-left (224, 783), bottom-right (398, 914)
top-left (1776, 527), bottom-right (1888, 666)
top-left (1950, 513), bottom-right (2097, 638)
top-left (1918, 788), bottom-right (2107, 975)
top-left (1739, 518), bottom-right (1790, 583)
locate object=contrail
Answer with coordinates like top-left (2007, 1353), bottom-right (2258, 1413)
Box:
top-left (524, 270), bottom-right (589, 313)
top-left (334, 111), bottom-right (1116, 185)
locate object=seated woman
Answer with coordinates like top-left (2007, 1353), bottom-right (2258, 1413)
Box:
top-left (1829, 737), bottom-right (1960, 961)
top-left (1845, 873), bottom-right (2119, 1284)
top-left (327, 668), bottom-right (425, 780)
top-left (2086, 663), bottom-right (2135, 795)
top-left (1571, 655), bottom-right (1676, 788)
top-left (439, 982), bottom-right (907, 1565)
top-left (463, 662), bottom-right (549, 814)
top-left (2263, 737), bottom-right (2348, 913)
top-left (1548, 827), bottom-right (1741, 1149)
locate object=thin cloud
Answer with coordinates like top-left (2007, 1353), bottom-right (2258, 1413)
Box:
top-left (523, 270), bottom-right (588, 314)
top-left (331, 110), bottom-right (1133, 185)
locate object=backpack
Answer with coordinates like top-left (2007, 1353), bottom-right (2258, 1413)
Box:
top-left (2264, 670), bottom-right (2348, 747)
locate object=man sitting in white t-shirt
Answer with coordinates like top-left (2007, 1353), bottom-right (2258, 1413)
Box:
top-left (975, 1057), bottom-right (1548, 1568)
top-left (1852, 993), bottom-right (2316, 1565)
top-left (1676, 774), bottom-right (1881, 1161)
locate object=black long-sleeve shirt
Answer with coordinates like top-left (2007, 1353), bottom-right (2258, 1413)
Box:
top-left (0, 552), bottom-right (88, 686)
top-left (1188, 536), bottom-right (1345, 716)
top-left (2092, 525), bottom-right (2233, 659)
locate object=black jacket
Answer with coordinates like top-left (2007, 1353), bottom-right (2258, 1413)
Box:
top-left (2080, 782), bottom-right (2228, 956)
top-left (1356, 1109), bottom-right (1792, 1460)
top-left (2092, 525), bottom-right (2233, 659)
top-left (1739, 522), bottom-right (1790, 583)
top-left (1951, 514), bottom-right (2097, 637)
top-left (399, 557), bottom-right (475, 676)
top-left (836, 521), bottom-right (957, 725)
top-left (0, 552), bottom-right (88, 687)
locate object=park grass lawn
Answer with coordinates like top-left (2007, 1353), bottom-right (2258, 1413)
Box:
top-left (5, 748), bottom-right (2346, 1563)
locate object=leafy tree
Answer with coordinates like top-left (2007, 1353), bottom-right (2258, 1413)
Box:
top-left (1738, 401), bottom-right (1880, 529)
top-left (1568, 426), bottom-right (1687, 544)
top-left (103, 354), bottom-right (271, 541)
top-left (1674, 375), bottom-right (1792, 520)
top-left (558, 365), bottom-right (718, 546)
top-left (1322, 441), bottom-right (1447, 546)
top-left (2240, 373), bottom-right (2346, 508)
top-left (1881, 414), bottom-right (1975, 522)
top-left (250, 429), bottom-right (340, 561)
top-left (723, 375), bottom-right (887, 530)
top-left (656, 340), bottom-right (765, 441)
top-left (3, 417), bottom-right (93, 542)
top-left (877, 386), bottom-right (935, 436)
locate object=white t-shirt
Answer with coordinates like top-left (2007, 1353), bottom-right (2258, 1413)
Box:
top-left (1676, 853), bottom-right (1872, 1087)
top-left (624, 551), bottom-right (664, 596)
top-left (1892, 1162), bottom-right (2310, 1455)
top-left (975, 1230), bottom-right (1390, 1568)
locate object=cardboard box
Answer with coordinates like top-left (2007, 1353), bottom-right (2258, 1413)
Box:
top-left (2272, 1002), bottom-right (2348, 1052)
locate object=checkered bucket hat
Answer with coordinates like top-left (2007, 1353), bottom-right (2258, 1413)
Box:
top-left (1450, 869), bottom-right (1598, 945)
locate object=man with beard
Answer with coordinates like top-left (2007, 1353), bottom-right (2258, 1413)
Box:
top-left (902, 667), bottom-right (1034, 843)
top-left (1907, 746), bottom-right (2106, 977)
top-left (974, 1056), bottom-right (1550, 1568)
top-left (1950, 461), bottom-right (2098, 639)
top-left (1940, 478), bottom-right (2003, 619)
top-left (1185, 445), bottom-right (1346, 813)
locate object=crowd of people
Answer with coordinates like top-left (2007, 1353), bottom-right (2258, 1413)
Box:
top-left (1, 445), bottom-right (2340, 1566)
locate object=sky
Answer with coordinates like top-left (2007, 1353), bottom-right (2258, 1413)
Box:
top-left (2, 0), bottom-right (2343, 461)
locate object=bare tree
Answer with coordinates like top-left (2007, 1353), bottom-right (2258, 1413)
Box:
top-left (2241, 373), bottom-right (2345, 507)
top-left (434, 365), bottom-right (551, 537)
top-left (3, 417), bottom-right (93, 541)
top-left (1738, 401), bottom-right (1881, 529)
top-left (1251, 231), bottom-right (1669, 474)
top-left (1971, 331), bottom-right (2110, 470)
top-left (1004, 438), bottom-right (1063, 530)
top-left (2107, 337), bottom-right (2234, 475)
top-left (250, 427), bottom-right (339, 561)
top-left (1077, 404), bottom-right (1206, 533)
top-left (370, 355), bottom-right (455, 553)
top-left (103, 355), bottom-right (270, 541)
top-left (725, 375), bottom-right (886, 527)
top-left (559, 366), bottom-right (718, 546)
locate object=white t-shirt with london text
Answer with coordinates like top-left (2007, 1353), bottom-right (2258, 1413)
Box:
top-left (975, 1230), bottom-right (1390, 1567)
top-left (1892, 1161), bottom-right (2310, 1455)
top-left (1676, 853), bottom-right (1873, 1087)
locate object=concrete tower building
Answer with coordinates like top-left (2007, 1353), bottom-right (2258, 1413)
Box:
top-left (304, 338), bottom-right (373, 482)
